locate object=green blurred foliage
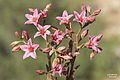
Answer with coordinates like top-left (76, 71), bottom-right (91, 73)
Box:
top-left (0, 0), bottom-right (120, 80)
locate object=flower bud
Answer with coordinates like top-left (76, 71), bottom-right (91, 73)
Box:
top-left (57, 46), bottom-right (66, 52)
top-left (12, 45), bottom-right (21, 52)
top-left (90, 52), bottom-right (95, 60)
top-left (42, 48), bottom-right (51, 53)
top-left (52, 58), bottom-right (60, 68)
top-left (36, 70), bottom-right (46, 75)
top-left (87, 5), bottom-right (91, 13)
top-left (15, 31), bottom-right (20, 38)
top-left (45, 3), bottom-right (52, 10)
top-left (95, 34), bottom-right (103, 41)
top-left (60, 55), bottom-right (72, 60)
top-left (22, 30), bottom-right (29, 40)
top-left (92, 9), bottom-right (101, 16)
top-left (10, 41), bottom-right (21, 47)
top-left (81, 29), bottom-right (89, 39)
top-left (74, 52), bottom-right (80, 56)
top-left (28, 8), bottom-right (35, 13)
top-left (81, 5), bottom-right (86, 11)
top-left (87, 16), bottom-right (95, 23)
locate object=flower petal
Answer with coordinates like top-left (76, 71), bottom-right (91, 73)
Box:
top-left (25, 14), bottom-right (32, 19)
top-left (42, 34), bottom-right (47, 40)
top-left (34, 32), bottom-right (41, 38)
top-left (25, 20), bottom-right (32, 24)
top-left (30, 52), bottom-right (37, 59)
top-left (44, 25), bottom-right (51, 30)
top-left (56, 17), bottom-right (63, 20)
top-left (46, 30), bottom-right (50, 35)
top-left (23, 51), bottom-right (31, 59)
top-left (62, 10), bottom-right (68, 17)
top-left (37, 24), bottom-right (43, 31)
top-left (33, 9), bottom-right (39, 17)
top-left (27, 38), bottom-right (33, 46)
top-left (32, 44), bottom-right (39, 50)
top-left (20, 45), bottom-right (29, 51)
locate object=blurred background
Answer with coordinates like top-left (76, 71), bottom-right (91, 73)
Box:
top-left (0, 0), bottom-right (120, 80)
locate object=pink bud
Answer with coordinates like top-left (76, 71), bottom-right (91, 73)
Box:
top-left (90, 52), bottom-right (95, 60)
top-left (81, 29), bottom-right (89, 39)
top-left (22, 30), bottom-right (29, 40)
top-left (87, 16), bottom-right (95, 22)
top-left (42, 48), bottom-right (51, 53)
top-left (74, 52), bottom-right (80, 56)
top-left (36, 70), bottom-right (46, 75)
top-left (57, 46), bottom-right (66, 52)
top-left (81, 5), bottom-right (86, 10)
top-left (95, 34), bottom-right (103, 41)
top-left (10, 41), bottom-right (21, 47)
top-left (12, 45), bottom-right (21, 52)
top-left (60, 55), bottom-right (72, 60)
top-left (87, 5), bottom-right (91, 13)
top-left (93, 9), bottom-right (101, 16)
top-left (15, 31), bottom-right (20, 38)
top-left (28, 8), bottom-right (35, 13)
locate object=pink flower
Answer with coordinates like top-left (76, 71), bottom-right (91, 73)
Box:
top-left (20, 38), bottom-right (39, 59)
top-left (73, 10), bottom-right (86, 25)
top-left (34, 24), bottom-right (51, 40)
top-left (85, 34), bottom-right (103, 53)
top-left (52, 64), bottom-right (66, 76)
top-left (50, 31), bottom-right (65, 45)
top-left (56, 10), bottom-right (73, 25)
top-left (25, 9), bottom-right (40, 26)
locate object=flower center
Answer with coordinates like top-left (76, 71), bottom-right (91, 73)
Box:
top-left (63, 19), bottom-right (68, 22)
top-left (55, 67), bottom-right (60, 71)
top-left (79, 18), bottom-right (84, 23)
top-left (32, 17), bottom-right (37, 22)
top-left (40, 29), bottom-right (46, 35)
top-left (52, 35), bottom-right (58, 40)
top-left (29, 47), bottom-right (34, 52)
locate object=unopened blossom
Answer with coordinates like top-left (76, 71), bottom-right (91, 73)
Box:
top-left (86, 5), bottom-right (91, 13)
top-left (90, 52), bottom-right (95, 60)
top-left (86, 16), bottom-right (96, 23)
top-left (28, 8), bottom-right (35, 13)
top-left (73, 10), bottom-right (86, 25)
top-left (85, 34), bottom-right (103, 53)
top-left (20, 38), bottom-right (39, 59)
top-left (74, 51), bottom-right (80, 56)
top-left (34, 24), bottom-right (51, 40)
top-left (50, 31), bottom-right (65, 45)
top-left (40, 3), bottom-right (52, 18)
top-left (12, 45), bottom-right (21, 52)
top-left (52, 64), bottom-right (66, 76)
top-left (92, 9), bottom-right (101, 16)
top-left (56, 10), bottom-right (73, 25)
top-left (81, 29), bottom-right (89, 39)
top-left (15, 31), bottom-right (20, 38)
top-left (36, 70), bottom-right (46, 75)
top-left (25, 9), bottom-right (40, 26)
top-left (22, 30), bottom-right (29, 40)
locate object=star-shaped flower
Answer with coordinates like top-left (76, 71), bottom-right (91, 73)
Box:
top-left (20, 39), bottom-right (39, 59)
top-left (52, 64), bottom-right (66, 76)
top-left (50, 31), bottom-right (65, 45)
top-left (25, 9), bottom-right (40, 26)
top-left (56, 10), bottom-right (73, 25)
top-left (34, 24), bottom-right (51, 40)
top-left (73, 10), bottom-right (87, 25)
top-left (85, 34), bottom-right (103, 53)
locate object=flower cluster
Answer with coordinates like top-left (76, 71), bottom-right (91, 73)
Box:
top-left (10, 4), bottom-right (103, 80)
